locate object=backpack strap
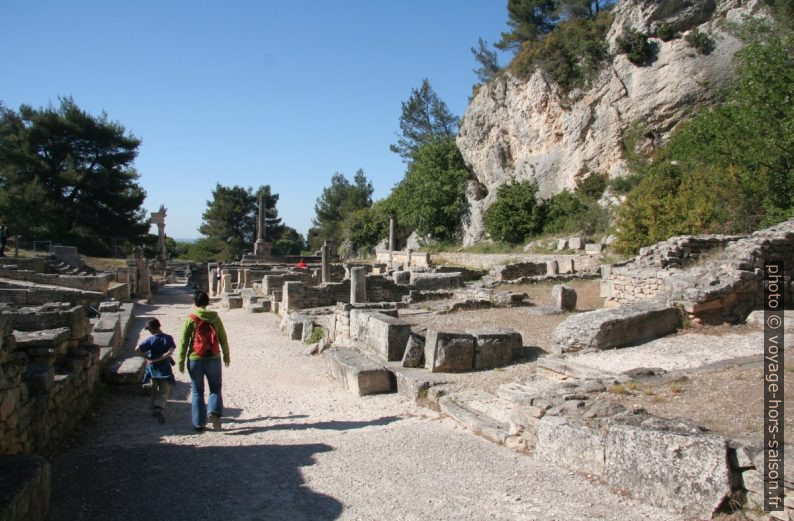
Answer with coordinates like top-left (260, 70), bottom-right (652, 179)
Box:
top-left (188, 314), bottom-right (201, 354)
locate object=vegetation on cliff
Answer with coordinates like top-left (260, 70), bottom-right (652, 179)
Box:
top-left (615, 20), bottom-right (794, 252)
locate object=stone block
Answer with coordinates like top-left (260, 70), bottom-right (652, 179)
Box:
top-left (551, 284), bottom-right (577, 312)
top-left (552, 302), bottom-right (681, 352)
top-left (393, 270), bottom-right (410, 285)
top-left (222, 294), bottom-right (243, 309)
top-left (401, 333), bottom-right (425, 368)
top-left (93, 313), bottom-right (120, 333)
top-left (12, 328), bottom-right (70, 351)
top-left (546, 260), bottom-right (559, 275)
top-left (364, 313), bottom-right (411, 362)
top-left (322, 348), bottom-right (393, 396)
top-left (605, 423), bottom-right (732, 519)
top-left (585, 243), bottom-right (604, 254)
top-left (568, 237), bottom-right (586, 250)
top-left (557, 239), bottom-right (568, 250)
top-left (98, 301), bottom-right (120, 313)
top-left (286, 317), bottom-right (304, 340)
top-left (409, 272), bottom-right (464, 290)
top-left (535, 416), bottom-right (606, 475)
top-left (424, 329), bottom-right (475, 373)
top-left (103, 356), bottom-right (146, 385)
top-left (472, 329), bottom-right (520, 369)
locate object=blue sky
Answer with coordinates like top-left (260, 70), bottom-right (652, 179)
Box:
top-left (1, 1), bottom-right (508, 240)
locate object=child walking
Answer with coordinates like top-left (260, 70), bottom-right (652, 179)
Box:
top-left (136, 318), bottom-right (176, 423)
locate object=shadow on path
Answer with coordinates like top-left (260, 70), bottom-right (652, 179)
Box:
top-left (222, 416), bottom-right (403, 436)
top-left (50, 442), bottom-right (342, 521)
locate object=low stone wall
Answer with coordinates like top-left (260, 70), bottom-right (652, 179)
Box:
top-left (602, 235), bottom-right (742, 306)
top-left (0, 283), bottom-right (102, 309)
top-left (281, 275), bottom-right (410, 313)
top-left (0, 303), bottom-right (101, 455)
top-left (0, 269), bottom-right (112, 295)
top-left (0, 258), bottom-right (46, 272)
top-left (603, 219), bottom-right (794, 323)
top-left (375, 250), bottom-right (430, 268)
top-left (497, 262), bottom-right (547, 280)
top-left (431, 252), bottom-right (594, 271)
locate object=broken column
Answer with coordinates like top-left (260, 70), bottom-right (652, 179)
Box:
top-left (552, 284), bottom-right (577, 311)
top-left (350, 267), bottom-right (367, 304)
top-left (388, 214), bottom-right (395, 265)
top-left (150, 205), bottom-right (167, 261)
top-left (321, 241), bottom-right (330, 284)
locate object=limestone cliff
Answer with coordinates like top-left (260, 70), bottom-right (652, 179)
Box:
top-left (456, 0), bottom-right (765, 245)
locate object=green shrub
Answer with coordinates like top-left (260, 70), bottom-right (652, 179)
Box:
top-left (684, 28), bottom-right (714, 54)
top-left (484, 181), bottom-right (544, 244)
top-left (655, 23), bottom-right (678, 41)
top-left (616, 28), bottom-right (656, 65)
top-left (509, 13), bottom-right (613, 92)
top-left (305, 326), bottom-right (326, 345)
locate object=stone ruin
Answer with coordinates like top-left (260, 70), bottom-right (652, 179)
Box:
top-left (265, 218), bottom-right (794, 520)
top-left (0, 247), bottom-right (153, 520)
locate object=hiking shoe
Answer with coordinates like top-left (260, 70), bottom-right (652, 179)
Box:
top-left (154, 409), bottom-right (165, 424)
top-left (193, 425), bottom-right (204, 433)
top-left (208, 412), bottom-right (221, 431)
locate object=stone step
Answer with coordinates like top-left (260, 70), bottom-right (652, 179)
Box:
top-left (322, 347), bottom-right (394, 396)
top-left (438, 390), bottom-right (511, 445)
top-left (383, 362), bottom-right (449, 402)
top-left (536, 356), bottom-right (625, 381)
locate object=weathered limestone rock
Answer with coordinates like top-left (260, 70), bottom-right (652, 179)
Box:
top-left (221, 293), bottom-right (243, 309)
top-left (585, 243), bottom-right (604, 255)
top-left (409, 271), bottom-right (464, 290)
top-left (568, 237), bottom-right (586, 250)
top-left (457, 0), bottom-right (751, 245)
top-left (393, 270), bottom-right (410, 285)
top-left (535, 416), bottom-right (606, 475)
top-left (103, 356), bottom-right (146, 386)
top-left (551, 284), bottom-right (577, 312)
top-left (98, 301), bottom-right (120, 313)
top-left (552, 302), bottom-right (681, 352)
top-left (605, 423), bottom-right (732, 518)
top-left (424, 330), bottom-right (475, 373)
top-left (546, 260), bottom-right (559, 275)
top-left (350, 267), bottom-right (367, 304)
top-left (472, 329), bottom-right (520, 370)
top-left (401, 333), bottom-right (425, 368)
top-left (322, 348), bottom-right (392, 396)
top-left (365, 313), bottom-right (411, 362)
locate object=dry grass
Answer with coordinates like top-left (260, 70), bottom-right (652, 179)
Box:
top-left (82, 256), bottom-right (127, 272)
top-left (494, 278), bottom-right (603, 310)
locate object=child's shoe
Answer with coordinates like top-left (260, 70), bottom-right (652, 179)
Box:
top-left (153, 407), bottom-right (165, 424)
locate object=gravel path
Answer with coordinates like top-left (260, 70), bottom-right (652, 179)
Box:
top-left (49, 285), bottom-right (682, 521)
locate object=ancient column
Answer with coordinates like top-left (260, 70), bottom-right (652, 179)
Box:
top-left (350, 267), bottom-right (367, 304)
top-left (221, 273), bottom-right (232, 294)
top-left (388, 214), bottom-right (395, 264)
top-left (150, 206), bottom-right (167, 261)
top-left (257, 194), bottom-right (266, 242)
top-left (321, 241), bottom-right (330, 284)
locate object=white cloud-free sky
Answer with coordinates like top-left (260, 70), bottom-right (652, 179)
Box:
top-left (1, 0), bottom-right (508, 240)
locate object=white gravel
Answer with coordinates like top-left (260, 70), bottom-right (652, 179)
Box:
top-left (50, 285), bottom-right (683, 521)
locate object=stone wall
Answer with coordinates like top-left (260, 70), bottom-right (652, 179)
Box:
top-left (430, 252), bottom-right (595, 272)
top-left (603, 219), bottom-right (794, 323)
top-left (0, 284), bottom-right (102, 309)
top-left (603, 235), bottom-right (742, 306)
top-left (0, 303), bottom-right (101, 455)
top-left (0, 268), bottom-right (113, 295)
top-left (374, 250), bottom-right (430, 268)
top-left (281, 274), bottom-right (410, 313)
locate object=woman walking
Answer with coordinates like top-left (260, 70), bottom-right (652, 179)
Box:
top-left (178, 291), bottom-right (230, 431)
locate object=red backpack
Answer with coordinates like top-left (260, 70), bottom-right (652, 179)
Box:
top-left (189, 314), bottom-right (220, 357)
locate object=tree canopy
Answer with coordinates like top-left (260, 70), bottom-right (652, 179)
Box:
top-left (0, 98), bottom-right (148, 255)
top-left (389, 80), bottom-right (458, 161)
top-left (308, 169), bottom-right (373, 250)
top-left (471, 37), bottom-right (501, 84)
top-left (198, 183), bottom-right (292, 261)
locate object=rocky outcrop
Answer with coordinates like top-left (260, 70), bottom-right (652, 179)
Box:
top-left (456, 0), bottom-right (764, 244)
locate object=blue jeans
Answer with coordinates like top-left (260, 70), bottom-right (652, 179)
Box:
top-left (187, 357), bottom-right (223, 428)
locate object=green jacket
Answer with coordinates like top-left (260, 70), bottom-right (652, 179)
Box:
top-left (177, 308), bottom-right (230, 367)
